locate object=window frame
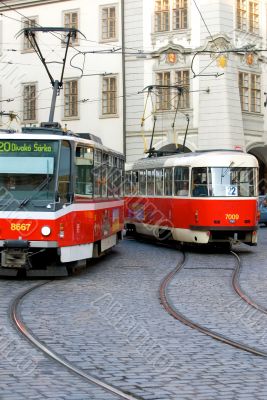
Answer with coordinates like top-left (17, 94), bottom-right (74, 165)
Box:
top-left (21, 17), bottom-right (38, 53)
top-left (100, 4), bottom-right (118, 42)
top-left (63, 79), bottom-right (79, 120)
top-left (156, 69), bottom-right (191, 112)
top-left (101, 75), bottom-right (118, 117)
top-left (239, 71), bottom-right (261, 113)
top-left (62, 9), bottom-right (80, 46)
top-left (236, 0), bottom-right (259, 35)
top-left (154, 0), bottom-right (188, 33)
top-left (22, 82), bottom-right (37, 123)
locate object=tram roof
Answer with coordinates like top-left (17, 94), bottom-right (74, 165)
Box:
top-left (0, 131), bottom-right (124, 159)
top-left (126, 150), bottom-right (258, 170)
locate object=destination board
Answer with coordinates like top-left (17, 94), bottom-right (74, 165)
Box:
top-left (0, 141), bottom-right (54, 153)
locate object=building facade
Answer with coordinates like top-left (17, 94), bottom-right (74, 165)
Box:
top-left (124, 0), bottom-right (267, 185)
top-left (0, 0), bottom-right (124, 152)
top-left (0, 0), bottom-right (267, 185)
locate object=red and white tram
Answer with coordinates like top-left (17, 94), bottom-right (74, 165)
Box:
top-left (0, 125), bottom-right (124, 276)
top-left (125, 150), bottom-right (259, 246)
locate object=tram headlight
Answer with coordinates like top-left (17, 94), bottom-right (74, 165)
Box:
top-left (41, 226), bottom-right (51, 237)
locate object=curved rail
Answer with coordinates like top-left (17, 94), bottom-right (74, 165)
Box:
top-left (231, 251), bottom-right (267, 315)
top-left (11, 282), bottom-right (142, 400)
top-left (159, 252), bottom-right (267, 357)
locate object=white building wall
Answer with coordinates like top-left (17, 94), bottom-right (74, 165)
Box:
top-left (124, 0), bottom-right (267, 162)
top-left (0, 0), bottom-right (123, 153)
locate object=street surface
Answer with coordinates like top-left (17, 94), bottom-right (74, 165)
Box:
top-left (0, 227), bottom-right (267, 399)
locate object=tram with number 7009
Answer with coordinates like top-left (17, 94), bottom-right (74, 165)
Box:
top-left (124, 150), bottom-right (259, 246)
top-left (0, 124), bottom-right (124, 276)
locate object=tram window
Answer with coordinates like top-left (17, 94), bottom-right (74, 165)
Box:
top-left (75, 146), bottom-right (93, 196)
top-left (209, 167), bottom-right (256, 197)
top-left (58, 141), bottom-right (71, 203)
top-left (94, 149), bottom-right (102, 197)
top-left (139, 170), bottom-right (146, 195)
top-left (164, 168), bottom-right (173, 196)
top-left (108, 168), bottom-right (114, 197)
top-left (192, 168), bottom-right (208, 197)
top-left (174, 167), bottom-right (189, 196)
top-left (113, 169), bottom-right (121, 197)
top-left (132, 171), bottom-right (138, 195)
top-left (102, 153), bottom-right (108, 197)
top-left (155, 169), bottom-right (163, 196)
top-left (147, 170), bottom-right (155, 195)
top-left (125, 172), bottom-right (131, 195)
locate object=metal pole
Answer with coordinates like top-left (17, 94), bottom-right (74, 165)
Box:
top-left (49, 80), bottom-right (60, 123)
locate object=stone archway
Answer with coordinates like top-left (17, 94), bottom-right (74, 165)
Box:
top-left (248, 146), bottom-right (267, 195)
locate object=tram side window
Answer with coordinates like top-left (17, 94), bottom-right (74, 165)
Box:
top-left (125, 171), bottom-right (132, 195)
top-left (107, 155), bottom-right (114, 197)
top-left (113, 168), bottom-right (121, 197)
top-left (174, 167), bottom-right (189, 196)
top-left (139, 170), bottom-right (146, 195)
top-left (58, 141), bottom-right (71, 203)
top-left (147, 169), bottom-right (155, 195)
top-left (102, 153), bottom-right (108, 197)
top-left (94, 149), bottom-right (102, 197)
top-left (75, 146), bottom-right (93, 196)
top-left (132, 171), bottom-right (138, 195)
top-left (164, 168), bottom-right (173, 196)
top-left (192, 168), bottom-right (208, 197)
top-left (155, 169), bottom-right (163, 196)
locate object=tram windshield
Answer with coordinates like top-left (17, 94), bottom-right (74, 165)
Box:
top-left (192, 167), bottom-right (257, 197)
top-left (0, 140), bottom-right (59, 210)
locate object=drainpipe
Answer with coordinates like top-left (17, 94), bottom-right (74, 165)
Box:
top-left (121, 0), bottom-right (126, 157)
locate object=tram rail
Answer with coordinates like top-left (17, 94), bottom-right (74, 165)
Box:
top-left (10, 281), bottom-right (142, 400)
top-left (159, 251), bottom-right (267, 357)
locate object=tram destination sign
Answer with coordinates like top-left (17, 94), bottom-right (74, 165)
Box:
top-left (0, 141), bottom-right (53, 153)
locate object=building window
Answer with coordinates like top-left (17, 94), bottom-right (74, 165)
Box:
top-left (64, 80), bottom-right (78, 118)
top-left (156, 70), bottom-right (190, 111)
top-left (156, 72), bottom-right (171, 110)
top-left (23, 84), bottom-right (36, 121)
top-left (63, 11), bottom-right (79, 45)
top-left (101, 5), bottom-right (117, 41)
top-left (102, 76), bottom-right (117, 115)
top-left (239, 72), bottom-right (261, 113)
top-left (155, 0), bottom-right (170, 32)
top-left (173, 0), bottom-right (187, 30)
top-left (22, 18), bottom-right (37, 51)
top-left (155, 0), bottom-right (188, 32)
top-left (236, 0), bottom-right (259, 34)
top-left (175, 70), bottom-right (190, 108)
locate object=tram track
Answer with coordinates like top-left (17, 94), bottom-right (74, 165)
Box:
top-left (159, 251), bottom-right (267, 357)
top-left (10, 281), bottom-right (142, 400)
top-left (231, 250), bottom-right (267, 315)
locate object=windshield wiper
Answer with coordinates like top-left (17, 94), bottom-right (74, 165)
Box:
top-left (19, 176), bottom-right (52, 209)
top-left (221, 162), bottom-right (234, 183)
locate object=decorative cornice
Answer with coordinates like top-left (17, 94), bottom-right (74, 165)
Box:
top-left (0, 0), bottom-right (71, 11)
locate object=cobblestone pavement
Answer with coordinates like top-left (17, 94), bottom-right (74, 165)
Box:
top-left (1, 229), bottom-right (267, 399)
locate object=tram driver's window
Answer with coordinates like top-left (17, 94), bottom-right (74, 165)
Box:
top-left (192, 168), bottom-right (208, 197)
top-left (75, 146), bottom-right (93, 196)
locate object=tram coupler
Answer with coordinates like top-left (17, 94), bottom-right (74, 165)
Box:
top-left (2, 240), bottom-right (29, 268)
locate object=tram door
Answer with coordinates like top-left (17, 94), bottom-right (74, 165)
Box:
top-left (58, 140), bottom-right (71, 206)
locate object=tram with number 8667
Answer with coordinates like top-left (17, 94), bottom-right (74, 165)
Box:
top-left (0, 124), bottom-right (124, 276)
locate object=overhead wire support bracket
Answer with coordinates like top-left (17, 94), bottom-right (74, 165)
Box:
top-left (16, 27), bottom-right (86, 123)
